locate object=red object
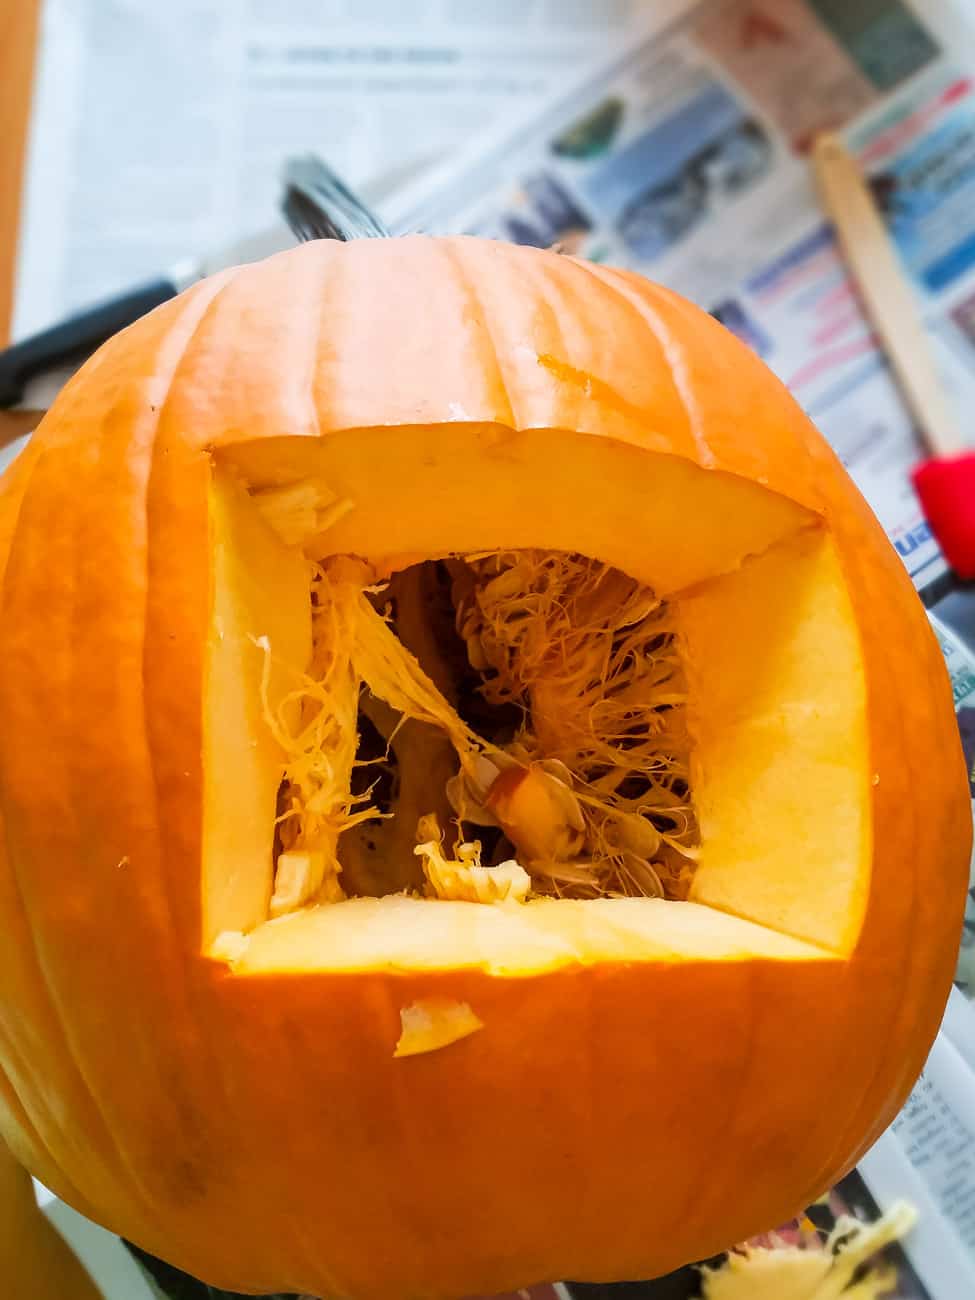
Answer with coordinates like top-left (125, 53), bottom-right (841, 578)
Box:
top-left (913, 451), bottom-right (975, 579)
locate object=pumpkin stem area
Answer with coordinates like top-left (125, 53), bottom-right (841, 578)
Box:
top-left (263, 550), bottom-right (698, 915)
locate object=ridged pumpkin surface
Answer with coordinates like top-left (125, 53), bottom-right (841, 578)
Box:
top-left (0, 238), bottom-right (968, 1298)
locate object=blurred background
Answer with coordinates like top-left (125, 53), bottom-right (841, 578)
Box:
top-left (3, 2), bottom-right (975, 1298)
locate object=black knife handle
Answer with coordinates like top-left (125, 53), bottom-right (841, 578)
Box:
top-left (0, 277), bottom-right (178, 409)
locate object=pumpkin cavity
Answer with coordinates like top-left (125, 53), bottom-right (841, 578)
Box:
top-left (261, 548), bottom-right (698, 916)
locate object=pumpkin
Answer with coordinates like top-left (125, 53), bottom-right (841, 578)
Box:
top-left (0, 236), bottom-right (968, 1299)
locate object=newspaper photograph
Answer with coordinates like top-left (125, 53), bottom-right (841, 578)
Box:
top-left (387, 0), bottom-right (975, 596)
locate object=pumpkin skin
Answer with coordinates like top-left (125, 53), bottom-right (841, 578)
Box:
top-left (0, 235), bottom-right (968, 1298)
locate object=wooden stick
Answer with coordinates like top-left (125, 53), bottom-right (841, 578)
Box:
top-left (811, 132), bottom-right (963, 459)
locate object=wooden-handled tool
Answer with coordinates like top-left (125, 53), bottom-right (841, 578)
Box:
top-left (812, 132), bottom-right (975, 578)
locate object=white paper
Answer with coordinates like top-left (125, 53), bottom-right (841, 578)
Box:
top-left (858, 1120), bottom-right (975, 1296)
top-left (888, 1032), bottom-right (975, 1256)
top-left (14, 0), bottom-right (641, 338)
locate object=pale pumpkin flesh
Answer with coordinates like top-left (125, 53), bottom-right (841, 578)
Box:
top-left (203, 472), bottom-right (311, 944)
top-left (0, 237), bottom-right (967, 1300)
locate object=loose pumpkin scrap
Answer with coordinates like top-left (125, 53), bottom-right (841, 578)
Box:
top-left (0, 236), bottom-right (968, 1300)
top-left (700, 1201), bottom-right (916, 1299)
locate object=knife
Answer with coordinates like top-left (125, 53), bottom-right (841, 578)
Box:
top-left (0, 223), bottom-right (294, 410)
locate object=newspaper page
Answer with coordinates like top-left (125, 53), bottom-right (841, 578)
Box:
top-left (13, 0), bottom-right (642, 338)
top-left (385, 0), bottom-right (975, 596)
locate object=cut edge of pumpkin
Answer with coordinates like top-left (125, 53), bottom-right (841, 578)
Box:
top-left (202, 437), bottom-right (871, 969)
top-left (220, 425), bottom-right (816, 597)
top-left (216, 896), bottom-right (836, 977)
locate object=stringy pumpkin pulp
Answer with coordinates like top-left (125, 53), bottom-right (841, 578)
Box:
top-left (262, 549), bottom-right (698, 915)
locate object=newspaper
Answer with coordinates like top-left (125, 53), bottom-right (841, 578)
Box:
top-left (383, 0), bottom-right (975, 597)
top-left (12, 0), bottom-right (641, 339)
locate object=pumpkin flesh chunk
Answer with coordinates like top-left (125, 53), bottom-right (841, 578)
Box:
top-left (202, 442), bottom-right (870, 966)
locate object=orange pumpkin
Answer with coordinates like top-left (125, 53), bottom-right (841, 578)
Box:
top-left (0, 236), bottom-right (968, 1299)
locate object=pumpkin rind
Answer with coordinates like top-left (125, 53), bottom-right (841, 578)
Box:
top-left (0, 237), bottom-right (968, 1298)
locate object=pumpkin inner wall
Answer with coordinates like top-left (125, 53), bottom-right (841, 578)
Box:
top-left (203, 433), bottom-right (869, 968)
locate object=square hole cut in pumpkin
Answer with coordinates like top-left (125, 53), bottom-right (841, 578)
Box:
top-left (202, 439), bottom-right (868, 971)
